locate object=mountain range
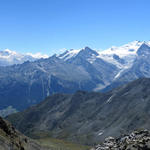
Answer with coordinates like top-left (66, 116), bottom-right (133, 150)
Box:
top-left (7, 78), bottom-right (150, 145)
top-left (1, 41), bottom-right (150, 112)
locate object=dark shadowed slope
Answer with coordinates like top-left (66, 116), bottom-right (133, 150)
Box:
top-left (7, 78), bottom-right (150, 145)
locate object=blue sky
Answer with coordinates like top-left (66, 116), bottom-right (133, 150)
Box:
top-left (0, 0), bottom-right (150, 55)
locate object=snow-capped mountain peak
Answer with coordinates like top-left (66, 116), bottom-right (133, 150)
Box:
top-left (4, 49), bottom-right (17, 55)
top-left (57, 41), bottom-right (150, 69)
top-left (58, 48), bottom-right (81, 61)
top-left (0, 49), bottom-right (18, 58)
top-left (0, 49), bottom-right (49, 66)
top-left (99, 41), bottom-right (145, 58)
top-left (1, 41), bottom-right (150, 68)
top-left (96, 41), bottom-right (150, 69)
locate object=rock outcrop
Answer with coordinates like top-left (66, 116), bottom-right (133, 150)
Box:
top-left (92, 129), bottom-right (150, 150)
top-left (0, 116), bottom-right (49, 150)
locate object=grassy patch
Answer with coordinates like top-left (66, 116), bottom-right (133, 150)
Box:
top-left (38, 137), bottom-right (91, 150)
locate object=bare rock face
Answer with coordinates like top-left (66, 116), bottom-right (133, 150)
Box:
top-left (92, 130), bottom-right (150, 150)
top-left (0, 116), bottom-right (49, 150)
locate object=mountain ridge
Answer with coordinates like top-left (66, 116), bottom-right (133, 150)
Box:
top-left (7, 78), bottom-right (150, 145)
top-left (1, 40), bottom-right (149, 67)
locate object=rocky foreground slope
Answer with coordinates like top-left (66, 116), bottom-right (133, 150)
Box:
top-left (92, 129), bottom-right (150, 150)
top-left (0, 116), bottom-right (49, 150)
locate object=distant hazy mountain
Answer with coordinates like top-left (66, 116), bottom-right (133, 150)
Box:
top-left (0, 49), bottom-right (118, 111)
top-left (0, 49), bottom-right (48, 66)
top-left (1, 41), bottom-right (150, 112)
top-left (102, 42), bottom-right (150, 91)
top-left (58, 41), bottom-right (150, 87)
top-left (59, 41), bottom-right (150, 91)
top-left (7, 78), bottom-right (150, 145)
